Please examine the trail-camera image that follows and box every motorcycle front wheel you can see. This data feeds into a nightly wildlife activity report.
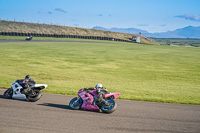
[101,99,117,113]
[27,91,42,102]
[69,97,83,110]
[3,88,13,99]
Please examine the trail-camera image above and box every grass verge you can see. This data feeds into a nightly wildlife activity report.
[0,40,199,104]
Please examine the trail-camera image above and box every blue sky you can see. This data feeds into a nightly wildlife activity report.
[0,0,200,33]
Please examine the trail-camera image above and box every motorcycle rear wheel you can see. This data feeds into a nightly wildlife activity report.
[69,97,83,110]
[27,91,42,102]
[101,100,117,113]
[3,88,13,99]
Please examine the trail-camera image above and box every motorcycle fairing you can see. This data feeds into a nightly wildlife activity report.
[11,81,48,100]
[11,81,26,100]
[78,89,99,111]
[103,92,120,99]
[89,90,98,97]
[34,84,48,90]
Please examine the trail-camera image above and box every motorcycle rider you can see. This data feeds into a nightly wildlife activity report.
[22,75,36,94]
[27,35,32,39]
[83,83,109,104]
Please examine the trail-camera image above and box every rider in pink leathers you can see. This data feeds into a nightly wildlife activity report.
[83,83,109,104]
[69,83,120,113]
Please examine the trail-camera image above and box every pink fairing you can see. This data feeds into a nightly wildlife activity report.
[22,81,25,84]
[103,92,120,99]
[77,89,120,112]
[78,89,99,111]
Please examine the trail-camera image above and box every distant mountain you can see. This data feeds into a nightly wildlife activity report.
[92,26,200,38]
[146,26,200,38]
[92,26,148,35]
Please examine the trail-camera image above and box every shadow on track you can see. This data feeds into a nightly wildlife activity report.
[0,94,5,99]
[38,103,102,113]
[38,103,71,110]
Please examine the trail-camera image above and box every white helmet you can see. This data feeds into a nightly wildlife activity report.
[95,83,103,89]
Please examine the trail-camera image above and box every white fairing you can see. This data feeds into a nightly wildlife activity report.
[11,81,47,100]
[11,81,26,100]
[34,84,48,88]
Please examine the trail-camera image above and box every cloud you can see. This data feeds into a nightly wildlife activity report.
[55,8,67,13]
[98,14,112,17]
[175,14,200,22]
[137,24,149,26]
[48,11,52,15]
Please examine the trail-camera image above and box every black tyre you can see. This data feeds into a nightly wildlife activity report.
[101,100,117,113]
[69,97,83,110]
[3,88,13,99]
[27,91,42,102]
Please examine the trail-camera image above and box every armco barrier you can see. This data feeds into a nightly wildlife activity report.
[0,32,131,42]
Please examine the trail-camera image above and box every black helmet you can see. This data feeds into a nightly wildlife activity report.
[25,75,30,82]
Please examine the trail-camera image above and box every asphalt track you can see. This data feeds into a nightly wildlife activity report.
[0,89,200,133]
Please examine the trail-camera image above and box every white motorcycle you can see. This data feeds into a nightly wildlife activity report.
[3,79,47,102]
[25,35,32,41]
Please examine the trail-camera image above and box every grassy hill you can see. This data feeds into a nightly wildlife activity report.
[0,20,157,45]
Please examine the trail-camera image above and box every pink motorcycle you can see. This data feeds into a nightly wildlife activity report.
[69,89,120,113]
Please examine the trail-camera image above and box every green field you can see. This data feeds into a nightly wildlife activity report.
[154,38,200,47]
[0,40,200,104]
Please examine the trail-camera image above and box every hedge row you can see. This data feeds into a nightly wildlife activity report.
[0,32,132,42]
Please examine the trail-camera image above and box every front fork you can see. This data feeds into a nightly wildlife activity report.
[75,97,80,103]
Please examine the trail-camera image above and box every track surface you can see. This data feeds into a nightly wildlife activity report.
[0,89,200,133]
